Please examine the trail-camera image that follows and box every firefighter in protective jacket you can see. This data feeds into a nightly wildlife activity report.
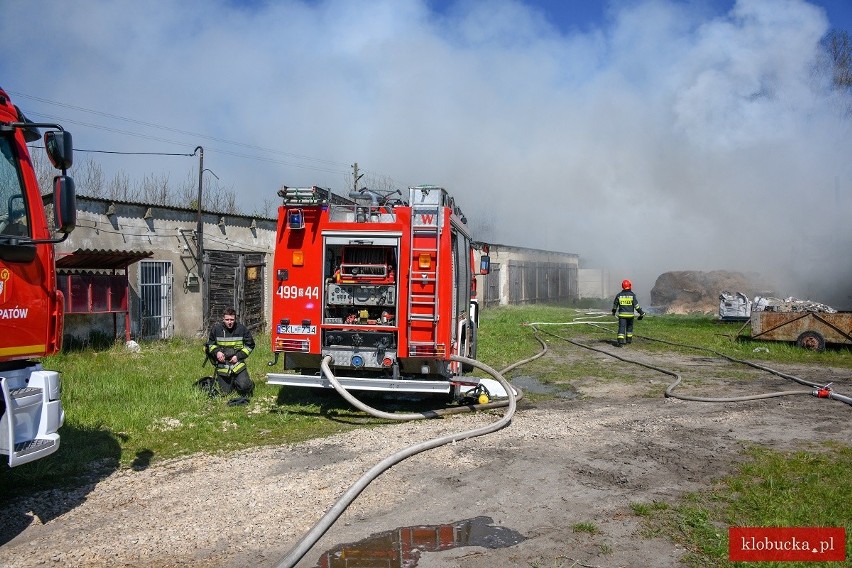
[612,279,645,346]
[207,307,255,396]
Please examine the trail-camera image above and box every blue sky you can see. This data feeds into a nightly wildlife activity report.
[431,0,852,33]
[2,0,851,305]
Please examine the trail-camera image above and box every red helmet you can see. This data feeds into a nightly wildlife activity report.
[622,279,632,290]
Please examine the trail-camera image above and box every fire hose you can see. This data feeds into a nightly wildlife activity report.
[275,319,847,565]
[529,319,852,407]
[275,334,548,568]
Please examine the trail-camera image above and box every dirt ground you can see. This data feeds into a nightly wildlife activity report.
[1,336,850,568]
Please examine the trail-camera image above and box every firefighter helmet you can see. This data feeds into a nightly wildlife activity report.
[622,279,632,290]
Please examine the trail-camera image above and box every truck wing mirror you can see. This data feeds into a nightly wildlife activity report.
[44,130,73,171]
[53,175,77,234]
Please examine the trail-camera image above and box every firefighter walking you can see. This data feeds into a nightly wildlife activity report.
[612,279,645,346]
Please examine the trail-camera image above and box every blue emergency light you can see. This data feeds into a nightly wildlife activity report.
[288,209,305,229]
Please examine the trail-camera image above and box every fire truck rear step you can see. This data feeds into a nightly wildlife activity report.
[267,373,452,394]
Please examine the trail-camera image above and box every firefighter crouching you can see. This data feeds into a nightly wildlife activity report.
[612,279,645,346]
[207,307,255,398]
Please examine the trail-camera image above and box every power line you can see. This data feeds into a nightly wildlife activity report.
[14,90,409,185]
[10,90,348,167]
[30,142,194,158]
[25,110,352,176]
[76,149,195,156]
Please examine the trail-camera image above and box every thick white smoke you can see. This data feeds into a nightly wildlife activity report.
[0,0,848,306]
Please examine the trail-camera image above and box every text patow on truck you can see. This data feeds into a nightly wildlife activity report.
[0,86,76,467]
[266,184,489,400]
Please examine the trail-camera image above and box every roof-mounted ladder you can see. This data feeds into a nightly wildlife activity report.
[407,197,443,355]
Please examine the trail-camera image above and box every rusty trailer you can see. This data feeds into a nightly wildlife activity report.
[749,310,852,351]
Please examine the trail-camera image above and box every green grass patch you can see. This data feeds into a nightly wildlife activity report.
[636,444,852,567]
[3,305,850,502]
[571,521,599,534]
[642,315,852,367]
[631,500,670,516]
[0,334,369,499]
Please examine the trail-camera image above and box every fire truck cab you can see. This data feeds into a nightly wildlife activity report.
[267,184,484,398]
[0,86,76,467]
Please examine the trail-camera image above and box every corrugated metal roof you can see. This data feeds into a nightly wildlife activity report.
[56,248,154,270]
[42,193,279,222]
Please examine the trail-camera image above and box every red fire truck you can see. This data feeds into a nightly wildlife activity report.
[0,86,76,467]
[267,184,488,399]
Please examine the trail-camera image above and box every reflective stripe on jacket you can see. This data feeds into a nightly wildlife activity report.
[613,290,643,318]
[207,322,255,361]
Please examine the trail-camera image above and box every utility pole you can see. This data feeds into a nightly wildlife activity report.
[194,147,220,335]
[352,162,364,192]
[195,146,204,279]
[195,146,205,334]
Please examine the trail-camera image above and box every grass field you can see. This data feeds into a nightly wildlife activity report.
[2,305,850,566]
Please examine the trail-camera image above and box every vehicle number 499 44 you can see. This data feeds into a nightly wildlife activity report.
[276,285,320,300]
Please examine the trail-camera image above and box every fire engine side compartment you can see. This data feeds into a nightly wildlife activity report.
[750,311,852,347]
[319,233,401,371]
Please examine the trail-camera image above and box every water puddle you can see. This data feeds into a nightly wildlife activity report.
[511,375,578,399]
[315,515,526,567]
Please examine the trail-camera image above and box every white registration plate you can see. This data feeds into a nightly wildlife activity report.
[277,324,317,335]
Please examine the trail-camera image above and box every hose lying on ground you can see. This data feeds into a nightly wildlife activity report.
[529,318,852,406]
[274,343,546,568]
[640,331,852,405]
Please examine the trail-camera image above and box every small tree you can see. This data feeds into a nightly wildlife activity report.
[823,30,852,90]
[140,172,171,206]
[76,156,106,198]
[108,170,136,202]
[27,143,54,194]
[176,169,198,208]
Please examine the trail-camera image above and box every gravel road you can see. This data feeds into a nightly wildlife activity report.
[1,342,850,568]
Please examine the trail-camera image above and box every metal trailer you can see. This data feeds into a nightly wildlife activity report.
[748,310,852,351]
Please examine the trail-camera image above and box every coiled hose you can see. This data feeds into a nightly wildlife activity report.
[275,332,548,568]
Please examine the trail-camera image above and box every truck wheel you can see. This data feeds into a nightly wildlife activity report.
[796,331,825,351]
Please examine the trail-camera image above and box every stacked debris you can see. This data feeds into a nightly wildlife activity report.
[650,270,772,315]
[752,296,837,313]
